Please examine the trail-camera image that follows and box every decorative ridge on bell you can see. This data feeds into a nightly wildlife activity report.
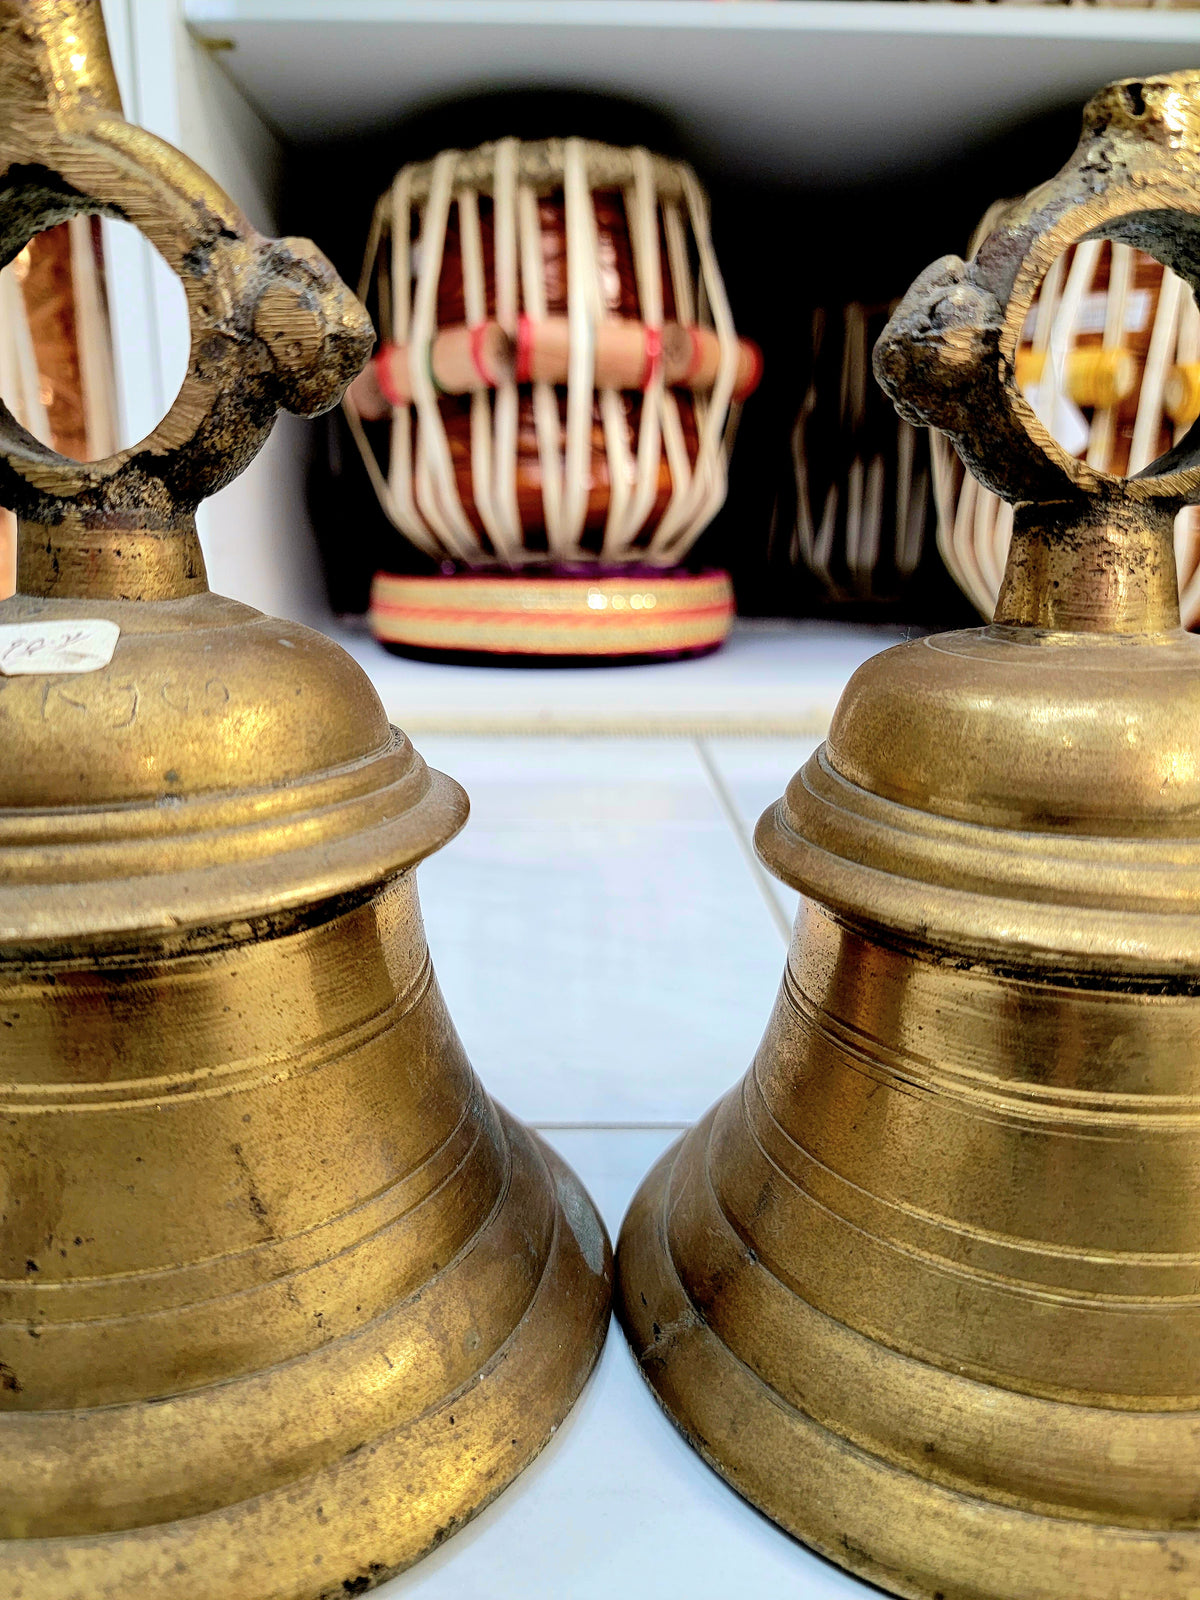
[0,6,611,1595]
[617,69,1200,1600]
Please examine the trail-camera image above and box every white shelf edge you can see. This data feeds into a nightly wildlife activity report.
[184,0,1200,44]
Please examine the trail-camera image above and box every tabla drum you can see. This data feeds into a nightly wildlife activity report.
[933,205,1200,626]
[344,137,760,662]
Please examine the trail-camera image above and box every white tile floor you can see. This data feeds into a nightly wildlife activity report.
[414,734,807,1126]
[387,1126,870,1600]
[335,620,899,1599]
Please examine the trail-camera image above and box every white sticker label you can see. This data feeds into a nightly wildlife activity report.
[0,618,121,676]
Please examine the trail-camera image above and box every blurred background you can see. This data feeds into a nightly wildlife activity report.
[11,1,1200,646]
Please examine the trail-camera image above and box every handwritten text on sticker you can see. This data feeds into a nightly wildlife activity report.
[0,618,121,676]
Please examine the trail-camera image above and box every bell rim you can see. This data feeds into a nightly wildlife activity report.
[0,1117,612,1595]
[616,1131,1200,1600]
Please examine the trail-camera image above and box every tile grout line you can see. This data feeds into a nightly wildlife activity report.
[397,717,832,738]
[693,737,793,946]
[532,1121,691,1132]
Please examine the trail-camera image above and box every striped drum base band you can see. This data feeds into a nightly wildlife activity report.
[369,569,735,662]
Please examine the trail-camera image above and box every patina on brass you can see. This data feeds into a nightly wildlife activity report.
[617,71,1200,1600]
[0,5,611,1596]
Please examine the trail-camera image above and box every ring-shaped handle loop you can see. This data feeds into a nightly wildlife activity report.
[875,73,1200,633]
[876,73,1200,515]
[0,113,372,533]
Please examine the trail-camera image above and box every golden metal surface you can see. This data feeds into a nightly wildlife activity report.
[0,4,611,1595]
[617,71,1200,1600]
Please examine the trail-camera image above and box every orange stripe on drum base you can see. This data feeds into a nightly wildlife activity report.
[367,570,735,654]
[370,601,732,624]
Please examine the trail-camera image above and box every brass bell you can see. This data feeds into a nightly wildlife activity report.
[617,71,1200,1600]
[0,5,610,1596]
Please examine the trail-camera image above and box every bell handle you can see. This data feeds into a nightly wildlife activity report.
[0,0,373,600]
[875,74,1200,632]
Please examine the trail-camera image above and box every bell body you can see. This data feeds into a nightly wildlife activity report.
[0,587,611,1600]
[618,617,1200,1600]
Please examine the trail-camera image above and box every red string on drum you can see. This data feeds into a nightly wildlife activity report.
[348,319,763,420]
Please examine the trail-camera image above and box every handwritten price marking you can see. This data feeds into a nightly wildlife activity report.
[1,629,89,666]
[0,619,121,676]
